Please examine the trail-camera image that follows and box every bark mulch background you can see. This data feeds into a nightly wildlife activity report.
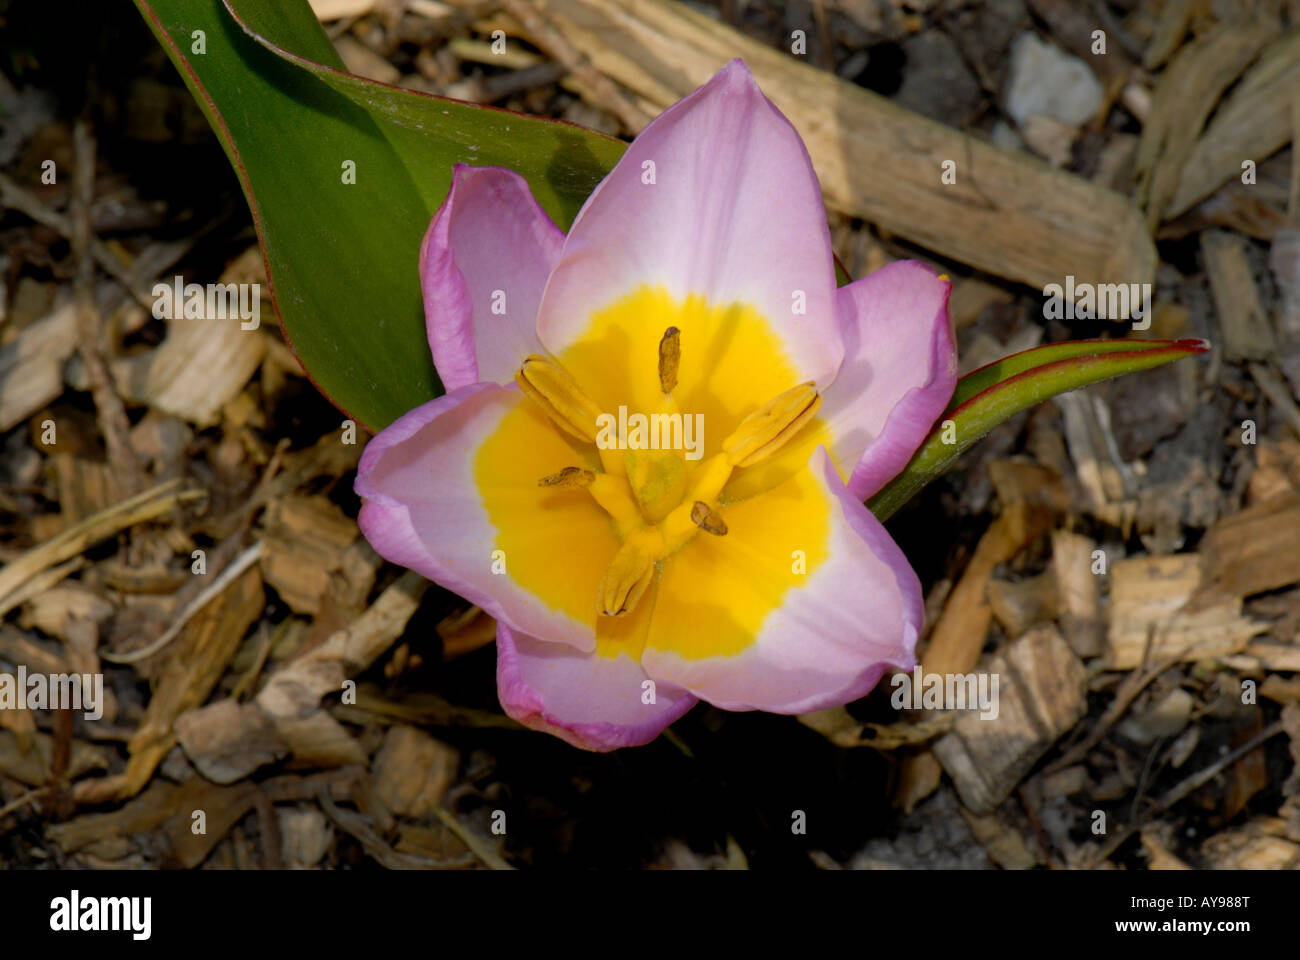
[1,0,1299,869]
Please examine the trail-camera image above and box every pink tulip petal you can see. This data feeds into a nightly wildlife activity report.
[821,261,957,500]
[356,381,614,651]
[536,60,841,391]
[497,620,697,752]
[641,446,921,713]
[420,165,563,390]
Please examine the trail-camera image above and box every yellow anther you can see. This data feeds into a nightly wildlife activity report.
[538,466,596,488]
[516,355,603,443]
[721,381,821,467]
[690,501,727,536]
[658,326,681,394]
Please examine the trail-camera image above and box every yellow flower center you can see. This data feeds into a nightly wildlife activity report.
[514,332,821,618]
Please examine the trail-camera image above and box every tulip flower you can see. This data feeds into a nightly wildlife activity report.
[354,59,957,751]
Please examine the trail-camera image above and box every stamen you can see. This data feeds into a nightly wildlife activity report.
[658,326,681,394]
[690,501,727,536]
[538,466,595,488]
[599,540,657,616]
[516,355,602,442]
[722,381,821,467]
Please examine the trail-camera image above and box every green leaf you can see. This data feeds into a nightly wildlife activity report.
[866,338,1210,520]
[134,0,625,430]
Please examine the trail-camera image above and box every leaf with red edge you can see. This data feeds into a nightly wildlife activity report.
[867,338,1211,519]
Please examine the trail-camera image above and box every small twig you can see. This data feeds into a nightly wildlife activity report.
[101,540,263,664]
[325,14,361,39]
[1017,785,1054,869]
[660,726,694,759]
[482,61,567,101]
[72,120,147,497]
[0,170,156,311]
[1088,0,1146,61]
[431,806,514,871]
[49,706,75,820]
[316,787,476,870]
[252,788,284,870]
[1089,719,1286,866]
[1130,736,1167,826]
[0,557,85,619]
[240,438,291,520]
[230,620,282,702]
[1248,362,1300,439]
[1289,91,1300,221]
[0,786,50,820]
[0,479,202,607]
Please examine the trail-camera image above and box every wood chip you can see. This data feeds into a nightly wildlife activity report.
[960,807,1039,869]
[333,35,402,85]
[1106,554,1267,669]
[273,711,367,768]
[437,605,497,659]
[52,454,124,526]
[1201,229,1276,361]
[0,301,78,432]
[1200,817,1300,869]
[101,310,265,427]
[1224,641,1300,673]
[1052,529,1104,657]
[988,571,1057,639]
[260,493,359,614]
[1140,828,1193,869]
[22,583,114,641]
[1054,390,1138,532]
[310,0,377,19]
[371,725,459,818]
[1260,674,1300,703]
[174,699,290,785]
[1197,491,1300,602]
[1142,0,1196,70]
[947,276,1015,331]
[892,752,943,814]
[278,806,333,869]
[934,624,1088,815]
[1170,30,1300,217]
[1135,17,1275,228]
